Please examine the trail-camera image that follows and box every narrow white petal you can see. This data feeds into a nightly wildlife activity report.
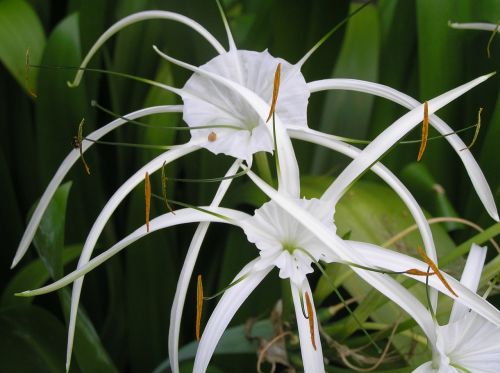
[64,142,203,370]
[244,169,437,341]
[449,22,499,32]
[308,78,498,221]
[412,361,438,373]
[69,11,226,87]
[347,240,500,328]
[11,105,183,268]
[169,160,241,373]
[153,46,301,198]
[449,244,487,323]
[290,280,325,373]
[289,127,439,308]
[18,207,246,297]
[193,260,272,373]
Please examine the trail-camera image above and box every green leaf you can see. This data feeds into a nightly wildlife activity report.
[33,182,72,279]
[401,162,461,231]
[1,244,82,307]
[0,305,66,373]
[312,2,380,174]
[153,319,273,372]
[0,0,45,95]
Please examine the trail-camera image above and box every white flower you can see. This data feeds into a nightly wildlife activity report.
[242,198,336,286]
[414,244,500,373]
[183,49,309,162]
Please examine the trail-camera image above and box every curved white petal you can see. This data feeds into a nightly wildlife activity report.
[69,11,226,87]
[449,22,499,32]
[291,280,325,373]
[169,160,241,373]
[17,207,247,297]
[346,240,500,328]
[289,126,439,308]
[153,46,301,198]
[244,169,437,341]
[449,244,487,323]
[11,105,183,268]
[64,141,203,371]
[308,78,498,221]
[193,260,272,373]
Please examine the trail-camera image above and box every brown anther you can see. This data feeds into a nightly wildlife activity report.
[304,292,316,351]
[208,131,217,142]
[72,136,80,149]
[266,63,281,123]
[416,246,458,297]
[406,268,436,276]
[196,274,204,341]
[417,101,429,161]
[144,172,151,232]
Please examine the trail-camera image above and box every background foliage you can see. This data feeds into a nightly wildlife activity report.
[0,0,499,372]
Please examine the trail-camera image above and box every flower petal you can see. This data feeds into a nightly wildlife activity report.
[449,22,499,31]
[290,280,325,373]
[449,244,487,323]
[11,105,183,268]
[193,260,271,373]
[69,11,226,87]
[169,160,241,373]
[308,78,498,221]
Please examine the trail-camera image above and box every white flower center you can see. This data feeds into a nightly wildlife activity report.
[242,198,337,286]
[182,50,310,161]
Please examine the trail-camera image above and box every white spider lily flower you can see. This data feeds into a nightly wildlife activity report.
[414,244,500,373]
[182,49,309,162]
[242,198,337,287]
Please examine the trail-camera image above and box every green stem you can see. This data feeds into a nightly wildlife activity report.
[254,152,273,186]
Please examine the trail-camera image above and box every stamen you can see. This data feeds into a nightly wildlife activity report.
[144,172,151,232]
[266,63,281,123]
[487,24,499,58]
[405,268,436,276]
[196,274,203,341]
[25,49,37,98]
[161,162,175,214]
[73,119,91,175]
[416,246,458,297]
[304,292,317,351]
[417,101,429,161]
[208,131,217,142]
[91,100,241,131]
[461,107,483,151]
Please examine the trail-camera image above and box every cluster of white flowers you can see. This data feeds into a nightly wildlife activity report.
[12,5,500,373]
